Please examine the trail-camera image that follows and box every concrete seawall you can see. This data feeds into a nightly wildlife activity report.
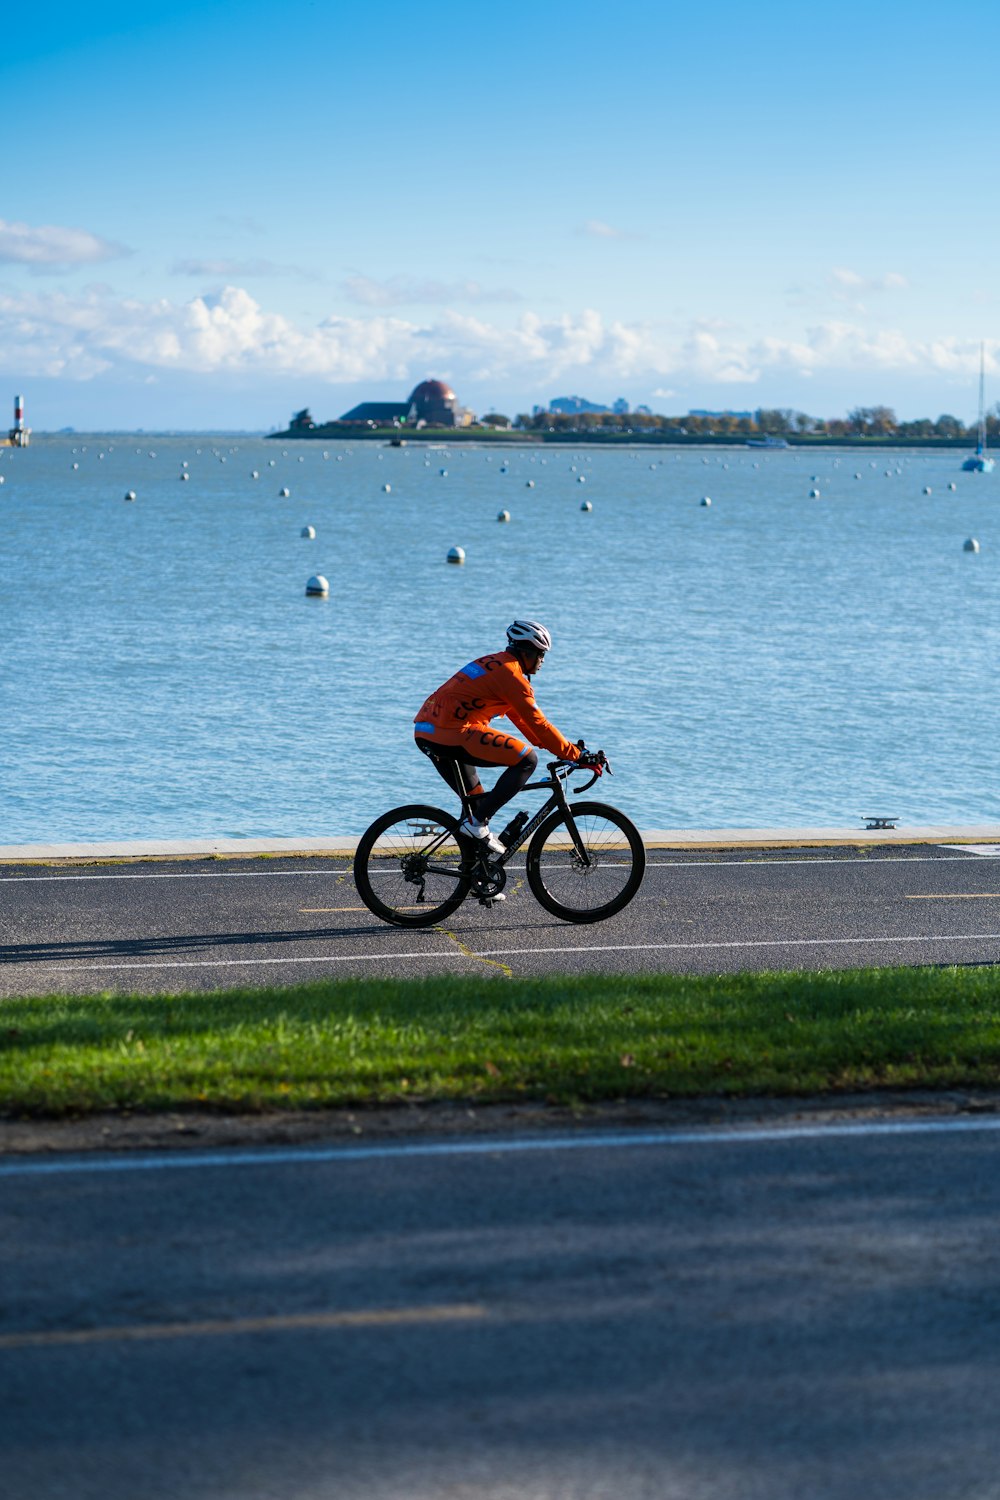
[3,825,1000,863]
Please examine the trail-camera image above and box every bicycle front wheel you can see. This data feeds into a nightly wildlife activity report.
[526,800,645,923]
[354,804,470,927]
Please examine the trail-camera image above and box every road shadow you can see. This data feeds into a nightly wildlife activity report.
[0,923,424,966]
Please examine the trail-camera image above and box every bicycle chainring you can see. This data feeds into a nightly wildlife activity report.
[470,863,507,899]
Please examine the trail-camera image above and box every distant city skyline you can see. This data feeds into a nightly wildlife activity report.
[3,0,999,431]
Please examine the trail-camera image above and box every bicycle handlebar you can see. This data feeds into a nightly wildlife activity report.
[545,752,613,795]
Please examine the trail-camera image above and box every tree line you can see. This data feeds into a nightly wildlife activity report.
[511,406,1000,439]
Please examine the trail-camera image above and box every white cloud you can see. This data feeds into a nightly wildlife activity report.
[830,267,908,293]
[0,217,128,270]
[343,274,521,307]
[0,284,993,397]
[579,219,629,240]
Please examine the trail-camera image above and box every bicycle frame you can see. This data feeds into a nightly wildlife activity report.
[460,759,601,869]
[389,762,603,892]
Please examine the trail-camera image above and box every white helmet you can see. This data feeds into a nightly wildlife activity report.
[506,619,552,652]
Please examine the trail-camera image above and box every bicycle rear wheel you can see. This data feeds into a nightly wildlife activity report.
[526,800,645,923]
[354,804,470,927]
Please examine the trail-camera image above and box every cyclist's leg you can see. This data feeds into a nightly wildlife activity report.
[416,737,484,806]
[416,731,537,825]
[458,730,538,824]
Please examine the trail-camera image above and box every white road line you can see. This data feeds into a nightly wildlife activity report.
[0,855,991,883]
[3,1115,1000,1179]
[29,949,464,973]
[26,929,1000,974]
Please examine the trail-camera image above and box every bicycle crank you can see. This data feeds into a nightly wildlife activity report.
[470,862,507,902]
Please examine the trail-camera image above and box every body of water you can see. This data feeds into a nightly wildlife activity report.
[2,435,996,840]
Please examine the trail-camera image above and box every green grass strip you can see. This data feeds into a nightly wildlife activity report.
[4,967,1000,1117]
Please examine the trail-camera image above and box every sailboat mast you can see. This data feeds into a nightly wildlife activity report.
[980,342,987,451]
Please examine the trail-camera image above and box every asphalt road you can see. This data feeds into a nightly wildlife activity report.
[3,844,1000,997]
[4,1117,1000,1500]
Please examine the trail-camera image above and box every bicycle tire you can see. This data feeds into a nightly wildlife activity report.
[525,800,645,923]
[354,804,470,927]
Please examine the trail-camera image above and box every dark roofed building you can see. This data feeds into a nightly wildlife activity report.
[339,401,412,424]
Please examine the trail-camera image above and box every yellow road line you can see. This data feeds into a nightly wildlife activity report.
[0,1302,487,1351]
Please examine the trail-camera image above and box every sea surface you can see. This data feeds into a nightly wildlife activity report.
[2,435,998,841]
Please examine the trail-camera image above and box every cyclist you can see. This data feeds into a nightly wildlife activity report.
[414,619,602,855]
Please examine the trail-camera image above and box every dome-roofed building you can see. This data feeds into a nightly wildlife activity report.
[339,378,474,429]
[409,380,459,425]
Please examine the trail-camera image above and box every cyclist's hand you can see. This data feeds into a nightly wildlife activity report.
[578,748,607,775]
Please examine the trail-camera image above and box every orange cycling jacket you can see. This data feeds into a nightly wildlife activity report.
[414,651,581,763]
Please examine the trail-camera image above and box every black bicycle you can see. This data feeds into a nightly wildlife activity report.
[354,753,645,927]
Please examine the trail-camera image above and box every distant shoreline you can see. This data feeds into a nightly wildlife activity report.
[265,426,979,450]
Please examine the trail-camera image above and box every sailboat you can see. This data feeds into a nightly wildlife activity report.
[962,343,994,473]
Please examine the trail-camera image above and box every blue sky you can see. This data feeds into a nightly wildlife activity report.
[3,0,999,429]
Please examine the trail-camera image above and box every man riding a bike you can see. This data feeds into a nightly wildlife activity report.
[414,619,604,855]
[353,620,640,927]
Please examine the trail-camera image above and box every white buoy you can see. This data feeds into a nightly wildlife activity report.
[700,496,712,506]
[269,459,276,466]
[279,487,290,497]
[578,474,586,483]
[383,483,391,493]
[72,463,79,470]
[580,499,592,512]
[251,470,260,479]
[526,480,534,488]
[440,468,448,477]
[809,488,820,498]
[446,546,465,565]
[497,509,510,523]
[964,538,981,553]
[949,482,957,491]
[180,472,189,481]
[923,486,932,495]
[306,574,329,595]
[124,491,136,502]
[301,525,316,539]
